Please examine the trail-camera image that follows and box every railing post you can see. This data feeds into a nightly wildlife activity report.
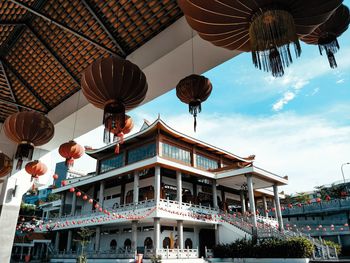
[187,246,189,259]
[326,245,330,259]
[205,246,207,258]
[177,247,179,259]
[167,246,169,259]
[334,246,338,259]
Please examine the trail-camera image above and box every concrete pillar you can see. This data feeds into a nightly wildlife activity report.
[262,196,268,218]
[212,180,218,209]
[273,199,278,220]
[95,226,101,252]
[193,227,199,249]
[71,192,77,216]
[215,224,220,245]
[176,171,182,203]
[246,174,257,228]
[134,171,139,204]
[55,232,60,251]
[99,181,105,207]
[155,166,161,204]
[177,220,184,249]
[67,230,72,251]
[132,221,138,250]
[273,184,284,231]
[154,217,160,253]
[240,190,246,214]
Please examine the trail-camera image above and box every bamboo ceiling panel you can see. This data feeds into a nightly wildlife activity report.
[0,0,183,122]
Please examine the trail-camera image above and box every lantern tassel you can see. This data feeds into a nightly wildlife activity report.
[15,143,34,170]
[318,37,339,69]
[103,102,126,144]
[189,101,201,132]
[16,159,23,170]
[65,158,74,168]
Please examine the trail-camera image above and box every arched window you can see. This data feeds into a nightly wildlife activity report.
[124,239,131,249]
[163,237,171,248]
[144,237,153,249]
[110,239,117,251]
[185,238,193,249]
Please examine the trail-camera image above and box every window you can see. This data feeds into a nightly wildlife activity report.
[124,239,131,249]
[162,143,191,164]
[110,240,117,251]
[196,154,219,170]
[163,237,171,248]
[185,238,193,249]
[100,153,125,174]
[144,237,153,249]
[128,143,156,164]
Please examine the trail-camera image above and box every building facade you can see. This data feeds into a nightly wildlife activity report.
[40,118,288,261]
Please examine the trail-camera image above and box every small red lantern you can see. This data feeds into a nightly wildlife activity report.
[297,203,302,207]
[307,200,311,204]
[344,223,349,227]
[271,207,276,212]
[61,180,67,186]
[288,204,293,208]
[58,141,84,168]
[94,204,99,209]
[99,208,103,212]
[76,191,82,197]
[316,198,321,203]
[88,199,93,204]
[325,195,331,201]
[69,187,75,193]
[53,174,59,180]
[25,160,47,178]
[83,195,88,201]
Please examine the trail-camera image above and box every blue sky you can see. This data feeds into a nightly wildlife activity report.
[68,4,350,194]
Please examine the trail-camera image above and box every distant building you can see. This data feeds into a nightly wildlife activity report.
[54,161,69,188]
[23,188,53,205]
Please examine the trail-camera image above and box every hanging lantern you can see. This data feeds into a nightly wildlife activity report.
[25,160,47,178]
[58,141,84,168]
[307,200,312,204]
[301,5,350,68]
[76,191,82,197]
[325,195,331,201]
[0,152,12,178]
[178,0,342,77]
[316,198,321,203]
[69,187,75,192]
[3,112,54,169]
[83,195,88,201]
[288,204,293,208]
[61,180,67,187]
[81,56,148,143]
[176,74,212,131]
[52,174,59,180]
[297,203,302,207]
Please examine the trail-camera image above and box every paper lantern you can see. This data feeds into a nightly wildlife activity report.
[58,141,84,168]
[81,56,147,143]
[83,195,88,201]
[178,0,342,77]
[176,74,212,131]
[3,112,54,169]
[52,174,59,180]
[76,191,82,197]
[25,160,47,178]
[69,187,75,193]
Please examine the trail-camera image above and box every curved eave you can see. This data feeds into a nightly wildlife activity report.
[86,118,254,163]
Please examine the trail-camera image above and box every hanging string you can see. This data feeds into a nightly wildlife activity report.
[72,90,81,140]
[191,28,195,74]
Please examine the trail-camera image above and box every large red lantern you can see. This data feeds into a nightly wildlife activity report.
[178,0,342,77]
[58,141,84,168]
[176,74,212,131]
[3,112,54,169]
[81,56,147,143]
[25,160,47,178]
[0,152,12,178]
[301,5,350,68]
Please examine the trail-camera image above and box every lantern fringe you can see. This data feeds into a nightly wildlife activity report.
[189,101,201,132]
[65,158,74,168]
[15,143,34,170]
[250,9,301,77]
[103,102,126,144]
[318,37,340,69]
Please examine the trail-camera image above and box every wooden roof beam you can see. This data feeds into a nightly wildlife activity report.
[26,25,80,87]
[0,97,46,113]
[0,61,19,112]
[81,0,126,57]
[2,60,50,112]
[9,0,121,58]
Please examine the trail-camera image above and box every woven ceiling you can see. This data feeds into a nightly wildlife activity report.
[0,0,183,122]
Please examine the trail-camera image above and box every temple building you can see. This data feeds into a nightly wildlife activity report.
[43,118,288,261]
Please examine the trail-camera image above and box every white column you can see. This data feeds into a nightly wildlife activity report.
[246,174,257,228]
[177,220,184,249]
[273,184,284,231]
[155,166,161,204]
[215,224,220,245]
[54,232,60,251]
[67,230,72,251]
[212,180,218,209]
[154,217,160,254]
[176,171,182,203]
[240,190,246,214]
[71,192,77,216]
[99,181,105,207]
[262,196,268,218]
[95,226,101,252]
[132,221,138,250]
[134,171,139,204]
[193,227,199,249]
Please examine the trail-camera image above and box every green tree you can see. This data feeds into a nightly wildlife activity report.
[74,227,95,263]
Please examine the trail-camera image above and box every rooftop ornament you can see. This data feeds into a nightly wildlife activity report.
[0,152,12,178]
[178,0,343,77]
[3,112,54,169]
[301,5,350,68]
[81,56,147,149]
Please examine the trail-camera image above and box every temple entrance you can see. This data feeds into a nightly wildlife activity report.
[199,228,215,257]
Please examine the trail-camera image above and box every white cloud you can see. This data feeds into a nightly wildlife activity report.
[272,91,296,111]
[336,79,345,84]
[133,112,350,194]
